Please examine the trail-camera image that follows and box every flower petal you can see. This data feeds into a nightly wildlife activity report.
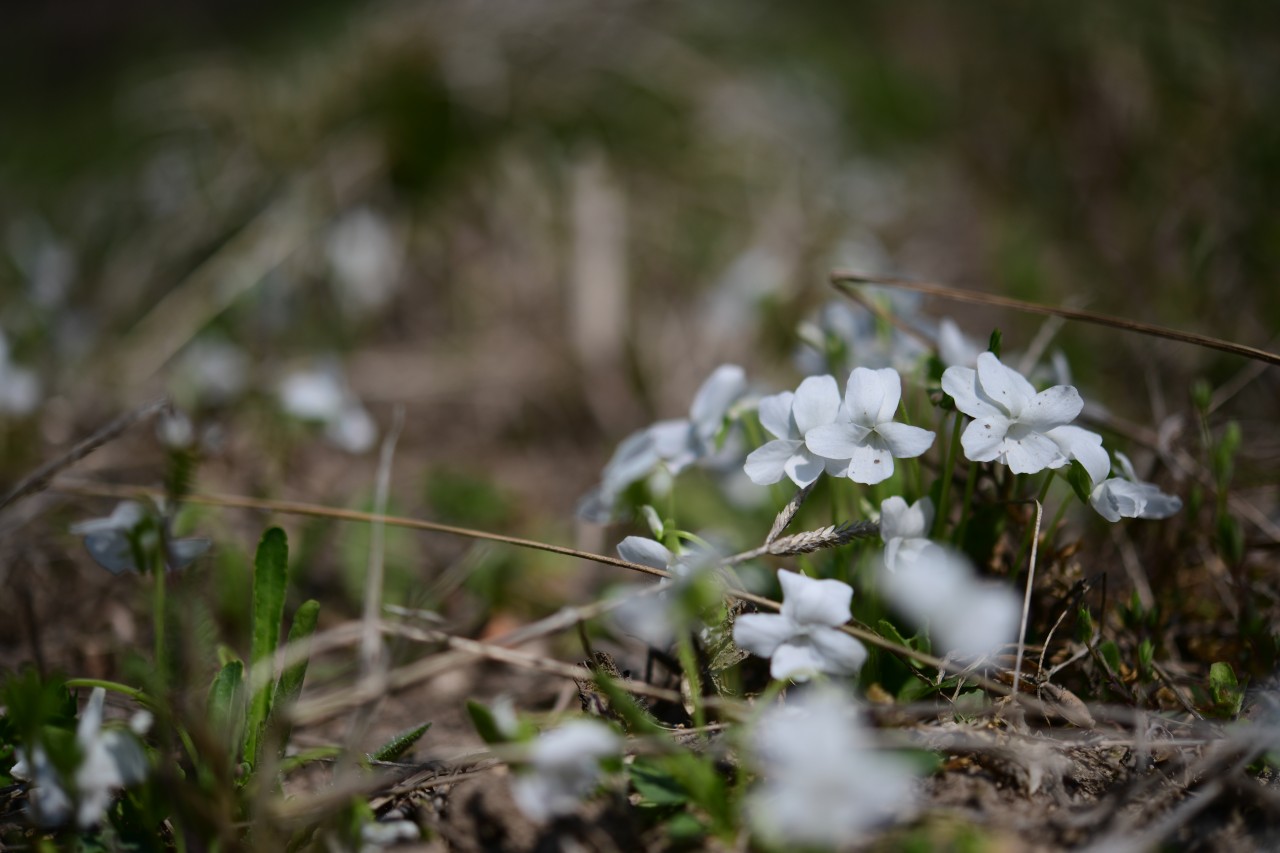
[1001,428,1067,474]
[769,640,827,681]
[757,391,796,440]
[616,536,673,570]
[734,613,796,658]
[745,440,804,485]
[880,496,933,540]
[649,419,697,472]
[1019,385,1084,430]
[872,368,903,425]
[843,367,887,427]
[845,437,895,485]
[975,352,1036,415]
[804,422,871,460]
[875,422,935,459]
[783,451,826,488]
[941,366,1003,419]
[808,627,869,676]
[938,319,980,368]
[1046,425,1108,484]
[778,569,853,627]
[689,364,746,440]
[792,375,841,435]
[960,417,1009,462]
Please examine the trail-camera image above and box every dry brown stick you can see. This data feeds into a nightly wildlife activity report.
[831,271,1280,366]
[0,396,170,512]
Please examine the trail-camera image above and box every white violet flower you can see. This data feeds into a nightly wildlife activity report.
[277,364,378,454]
[804,367,936,485]
[11,688,149,829]
[733,570,868,681]
[746,686,916,846]
[879,545,1020,659]
[611,536,715,647]
[511,720,620,823]
[879,496,937,572]
[578,365,747,521]
[744,375,845,487]
[1089,451,1183,522]
[937,318,982,369]
[941,352,1084,474]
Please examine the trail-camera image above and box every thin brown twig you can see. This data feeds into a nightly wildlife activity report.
[0,396,170,512]
[831,271,1280,366]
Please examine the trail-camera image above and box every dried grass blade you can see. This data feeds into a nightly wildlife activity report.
[765,482,814,546]
[831,271,1280,366]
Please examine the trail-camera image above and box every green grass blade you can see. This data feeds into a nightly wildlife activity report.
[368,722,431,763]
[245,526,289,769]
[271,599,319,757]
[207,660,245,759]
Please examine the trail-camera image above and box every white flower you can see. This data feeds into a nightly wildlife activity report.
[937,319,982,369]
[172,337,248,404]
[744,375,846,487]
[804,367,936,485]
[11,688,149,829]
[733,570,868,681]
[578,365,747,521]
[327,207,403,316]
[610,536,714,647]
[796,299,928,375]
[1045,424,1111,486]
[879,496,936,572]
[277,364,378,454]
[747,687,915,846]
[511,720,619,823]
[0,329,41,417]
[941,352,1084,474]
[1089,451,1183,522]
[879,545,1019,659]
[71,501,210,575]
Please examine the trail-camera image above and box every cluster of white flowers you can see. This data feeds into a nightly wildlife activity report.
[11,688,150,829]
[747,366,934,488]
[746,687,916,846]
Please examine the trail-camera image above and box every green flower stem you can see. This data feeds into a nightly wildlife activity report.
[676,633,706,731]
[65,678,153,705]
[953,459,980,547]
[153,551,167,685]
[934,413,962,538]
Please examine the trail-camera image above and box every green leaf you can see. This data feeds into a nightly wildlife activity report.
[592,673,664,736]
[1137,639,1154,679]
[1098,640,1122,674]
[987,328,1003,359]
[1209,661,1242,716]
[245,527,289,770]
[369,723,431,763]
[629,759,689,807]
[465,700,506,745]
[271,599,320,757]
[1216,513,1244,565]
[1067,460,1094,505]
[208,660,245,758]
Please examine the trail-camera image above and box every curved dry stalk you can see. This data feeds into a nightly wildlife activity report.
[831,271,1280,366]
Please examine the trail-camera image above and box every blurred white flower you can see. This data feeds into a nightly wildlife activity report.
[937,318,982,369]
[804,367,935,485]
[879,496,936,572]
[327,208,403,317]
[71,501,210,575]
[734,570,867,681]
[879,545,1019,659]
[942,352,1083,474]
[277,364,378,454]
[610,536,715,648]
[0,330,41,417]
[747,686,915,846]
[360,819,420,850]
[795,299,928,376]
[172,338,249,405]
[1089,451,1183,522]
[744,375,847,487]
[11,688,149,829]
[511,720,619,823]
[578,365,748,521]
